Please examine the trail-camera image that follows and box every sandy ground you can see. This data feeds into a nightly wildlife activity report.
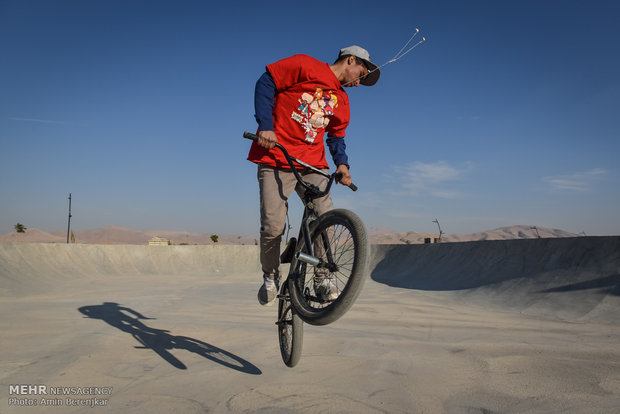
[1,240,619,413]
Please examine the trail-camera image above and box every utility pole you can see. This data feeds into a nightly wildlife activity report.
[67,193,72,244]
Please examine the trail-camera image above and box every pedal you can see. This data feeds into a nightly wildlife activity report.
[280,237,297,263]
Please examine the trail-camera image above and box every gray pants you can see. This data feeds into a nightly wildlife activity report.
[257,164,333,280]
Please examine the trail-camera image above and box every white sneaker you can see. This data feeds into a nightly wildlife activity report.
[258,276,278,306]
[315,278,338,302]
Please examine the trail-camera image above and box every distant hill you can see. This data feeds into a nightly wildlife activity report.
[1,226,258,245]
[1,225,580,245]
[0,228,67,244]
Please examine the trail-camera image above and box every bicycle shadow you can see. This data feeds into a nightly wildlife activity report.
[78,302,261,375]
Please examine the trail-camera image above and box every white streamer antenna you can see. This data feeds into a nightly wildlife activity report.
[342,28,427,86]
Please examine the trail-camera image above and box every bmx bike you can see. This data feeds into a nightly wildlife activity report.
[243,131,370,367]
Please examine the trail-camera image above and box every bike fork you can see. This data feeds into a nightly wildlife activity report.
[276,291,293,327]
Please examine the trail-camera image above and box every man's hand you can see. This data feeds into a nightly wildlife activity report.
[335,164,352,187]
[257,130,278,149]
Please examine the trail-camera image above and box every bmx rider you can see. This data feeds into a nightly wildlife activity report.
[247,45,380,306]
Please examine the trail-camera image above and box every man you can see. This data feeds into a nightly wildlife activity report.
[247,45,380,306]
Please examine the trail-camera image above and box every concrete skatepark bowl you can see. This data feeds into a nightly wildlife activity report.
[1,237,619,413]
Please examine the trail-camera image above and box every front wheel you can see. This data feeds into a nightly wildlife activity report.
[288,209,369,326]
[277,284,303,367]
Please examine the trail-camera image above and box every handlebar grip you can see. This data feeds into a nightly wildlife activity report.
[243,131,258,141]
[335,172,358,192]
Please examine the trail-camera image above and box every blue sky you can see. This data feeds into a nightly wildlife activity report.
[1,0,619,237]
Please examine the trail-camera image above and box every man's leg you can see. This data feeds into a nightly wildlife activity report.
[295,169,333,215]
[257,164,297,305]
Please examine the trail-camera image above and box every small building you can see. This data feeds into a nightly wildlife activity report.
[148,237,171,246]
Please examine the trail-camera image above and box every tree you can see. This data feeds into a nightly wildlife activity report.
[14,223,27,233]
[210,234,219,243]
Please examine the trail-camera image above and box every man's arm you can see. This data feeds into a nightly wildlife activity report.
[326,135,352,186]
[254,71,278,149]
[326,135,348,167]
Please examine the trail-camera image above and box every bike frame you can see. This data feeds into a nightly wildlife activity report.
[244,131,368,365]
[276,152,339,310]
[269,143,343,305]
[243,131,352,272]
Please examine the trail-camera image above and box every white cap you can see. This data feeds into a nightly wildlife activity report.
[338,45,380,86]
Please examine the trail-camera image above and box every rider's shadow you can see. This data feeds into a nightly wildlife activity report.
[78,302,261,375]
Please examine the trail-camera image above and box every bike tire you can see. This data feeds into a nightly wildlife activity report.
[288,209,369,326]
[277,284,303,367]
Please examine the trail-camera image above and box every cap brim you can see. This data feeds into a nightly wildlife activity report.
[360,61,380,86]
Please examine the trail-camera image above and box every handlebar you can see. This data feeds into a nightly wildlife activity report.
[243,131,358,193]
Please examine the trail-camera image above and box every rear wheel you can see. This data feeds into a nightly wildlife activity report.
[277,284,303,367]
[288,209,369,326]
